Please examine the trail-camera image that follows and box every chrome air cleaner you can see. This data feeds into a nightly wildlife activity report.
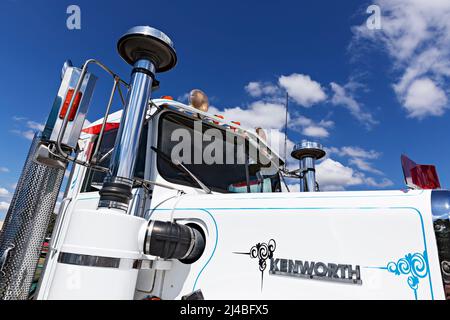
[99,26,177,211]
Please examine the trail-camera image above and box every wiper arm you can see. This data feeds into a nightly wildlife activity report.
[151,146,212,194]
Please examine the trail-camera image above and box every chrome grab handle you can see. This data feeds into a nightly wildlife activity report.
[49,197,72,258]
[52,59,129,170]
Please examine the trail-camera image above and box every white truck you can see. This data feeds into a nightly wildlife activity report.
[0,26,448,300]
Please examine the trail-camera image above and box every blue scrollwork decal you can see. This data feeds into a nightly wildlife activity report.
[386,251,428,299]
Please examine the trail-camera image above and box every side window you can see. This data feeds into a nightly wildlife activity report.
[157,111,281,193]
[81,124,148,192]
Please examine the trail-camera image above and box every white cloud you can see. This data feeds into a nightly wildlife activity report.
[0,187,10,197]
[329,146,381,160]
[245,81,278,97]
[26,121,45,131]
[349,158,383,175]
[316,158,393,191]
[352,0,450,118]
[403,78,448,118]
[365,177,394,188]
[316,158,364,190]
[289,115,334,138]
[0,167,9,173]
[209,101,296,165]
[11,118,45,140]
[302,126,329,138]
[0,201,10,211]
[11,129,35,141]
[209,101,287,130]
[317,146,392,189]
[279,73,327,107]
[330,82,377,127]
[327,145,385,175]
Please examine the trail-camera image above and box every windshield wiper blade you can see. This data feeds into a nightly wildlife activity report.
[151,146,212,194]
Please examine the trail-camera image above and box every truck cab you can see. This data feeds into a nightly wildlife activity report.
[35,98,449,300]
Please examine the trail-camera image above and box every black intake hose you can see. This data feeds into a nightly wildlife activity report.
[144,221,205,263]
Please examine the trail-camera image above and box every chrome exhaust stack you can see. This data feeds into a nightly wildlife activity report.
[98,26,177,212]
[291,141,326,192]
[0,61,98,299]
[0,134,65,299]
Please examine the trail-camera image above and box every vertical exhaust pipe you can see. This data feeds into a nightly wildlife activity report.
[291,141,326,192]
[98,26,177,212]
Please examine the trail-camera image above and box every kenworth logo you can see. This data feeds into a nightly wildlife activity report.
[269,258,362,285]
[235,239,362,289]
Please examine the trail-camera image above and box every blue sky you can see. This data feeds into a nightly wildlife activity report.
[1,0,450,218]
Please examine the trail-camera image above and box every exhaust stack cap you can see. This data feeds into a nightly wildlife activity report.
[117,26,177,72]
[291,140,326,160]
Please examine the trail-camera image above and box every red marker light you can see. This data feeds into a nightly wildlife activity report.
[213,114,224,125]
[59,88,83,121]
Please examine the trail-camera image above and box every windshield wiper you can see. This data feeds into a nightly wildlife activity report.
[151,146,212,194]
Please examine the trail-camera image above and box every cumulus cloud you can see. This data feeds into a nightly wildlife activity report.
[317,145,393,189]
[302,126,329,138]
[316,158,364,191]
[327,145,385,176]
[208,100,297,166]
[316,157,393,191]
[0,167,9,173]
[279,73,327,107]
[330,82,377,127]
[352,0,450,118]
[289,115,334,138]
[348,158,383,175]
[209,101,287,130]
[245,81,279,98]
[403,78,448,118]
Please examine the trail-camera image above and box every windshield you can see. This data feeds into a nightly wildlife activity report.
[157,111,281,193]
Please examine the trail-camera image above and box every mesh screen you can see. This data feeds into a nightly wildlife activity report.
[0,134,65,300]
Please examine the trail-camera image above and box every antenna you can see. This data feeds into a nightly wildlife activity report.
[284,91,289,165]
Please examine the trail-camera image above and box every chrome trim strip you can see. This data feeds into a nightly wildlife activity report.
[58,252,141,269]
[145,220,155,254]
[180,226,195,260]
